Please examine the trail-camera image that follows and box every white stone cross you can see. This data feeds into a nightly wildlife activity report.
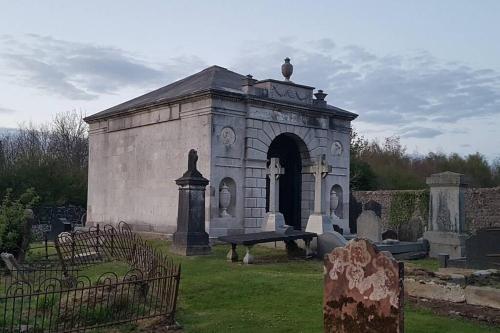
[266,157,285,213]
[303,154,332,214]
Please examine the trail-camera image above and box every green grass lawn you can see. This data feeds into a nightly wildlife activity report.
[10,241,499,333]
[145,241,500,333]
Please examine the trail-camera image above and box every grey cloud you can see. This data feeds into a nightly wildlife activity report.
[0,34,205,100]
[0,106,16,114]
[399,127,443,139]
[232,39,500,133]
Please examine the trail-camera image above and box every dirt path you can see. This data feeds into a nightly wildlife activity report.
[408,295,500,326]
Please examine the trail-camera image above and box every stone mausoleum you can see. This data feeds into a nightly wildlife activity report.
[84,59,358,237]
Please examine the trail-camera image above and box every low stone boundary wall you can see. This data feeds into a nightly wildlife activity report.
[352,187,500,235]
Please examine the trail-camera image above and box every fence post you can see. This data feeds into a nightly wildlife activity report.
[71,231,76,266]
[111,227,115,257]
[44,232,49,261]
[96,224,100,256]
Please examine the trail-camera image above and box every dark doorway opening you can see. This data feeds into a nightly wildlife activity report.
[266,134,302,230]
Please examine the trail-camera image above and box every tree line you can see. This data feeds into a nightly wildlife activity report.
[1,112,499,207]
[350,131,500,191]
[0,111,88,206]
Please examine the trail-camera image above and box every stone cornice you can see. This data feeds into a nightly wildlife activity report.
[84,89,357,123]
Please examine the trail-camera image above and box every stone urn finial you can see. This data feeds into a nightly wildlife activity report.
[219,183,231,217]
[330,190,339,220]
[281,57,293,81]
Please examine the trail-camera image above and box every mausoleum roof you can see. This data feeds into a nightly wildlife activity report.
[85,65,357,122]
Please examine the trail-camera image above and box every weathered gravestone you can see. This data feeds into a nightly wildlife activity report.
[382,230,398,241]
[324,239,404,333]
[398,217,424,242]
[171,149,211,256]
[464,228,500,269]
[364,200,382,218]
[357,210,382,243]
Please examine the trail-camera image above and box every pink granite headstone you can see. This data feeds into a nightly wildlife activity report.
[324,239,404,333]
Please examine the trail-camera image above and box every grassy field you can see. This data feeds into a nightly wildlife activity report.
[145,241,500,333]
[7,241,499,332]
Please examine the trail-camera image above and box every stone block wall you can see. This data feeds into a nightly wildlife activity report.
[464,187,500,231]
[352,187,500,236]
[350,190,427,235]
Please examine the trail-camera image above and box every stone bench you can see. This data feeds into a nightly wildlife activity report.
[218,230,317,264]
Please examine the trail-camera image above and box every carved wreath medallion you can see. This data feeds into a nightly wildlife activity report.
[332,140,343,156]
[220,127,236,146]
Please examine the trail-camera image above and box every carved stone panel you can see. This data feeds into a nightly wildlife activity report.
[324,239,404,333]
[331,141,343,156]
[220,127,236,146]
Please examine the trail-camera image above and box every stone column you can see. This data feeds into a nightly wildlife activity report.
[423,171,468,259]
[304,154,334,234]
[171,149,211,256]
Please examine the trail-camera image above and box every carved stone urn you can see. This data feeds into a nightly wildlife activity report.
[219,183,231,217]
[330,190,339,219]
[281,57,293,81]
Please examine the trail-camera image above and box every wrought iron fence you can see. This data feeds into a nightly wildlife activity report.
[54,222,169,274]
[1,267,180,332]
[1,222,181,332]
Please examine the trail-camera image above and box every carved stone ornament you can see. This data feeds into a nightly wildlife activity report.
[220,127,236,146]
[332,141,343,156]
[271,85,310,101]
[219,183,231,217]
[281,57,293,81]
[330,190,339,220]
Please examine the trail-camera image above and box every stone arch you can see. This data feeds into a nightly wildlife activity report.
[246,122,320,162]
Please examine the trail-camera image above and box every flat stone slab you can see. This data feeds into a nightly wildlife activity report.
[375,241,428,254]
[219,230,317,264]
[218,230,317,246]
[404,278,465,303]
[437,267,476,278]
[465,286,500,310]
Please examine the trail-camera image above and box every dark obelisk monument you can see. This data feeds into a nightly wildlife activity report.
[171,149,211,256]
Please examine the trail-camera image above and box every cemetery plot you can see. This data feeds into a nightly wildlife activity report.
[0,222,181,332]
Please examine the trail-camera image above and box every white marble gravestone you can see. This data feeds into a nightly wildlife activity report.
[84,59,357,237]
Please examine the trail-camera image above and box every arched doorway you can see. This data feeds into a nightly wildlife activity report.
[266,134,303,230]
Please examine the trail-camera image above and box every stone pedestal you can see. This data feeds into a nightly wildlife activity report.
[171,149,211,256]
[261,212,287,232]
[424,172,468,259]
[423,231,467,259]
[305,214,334,234]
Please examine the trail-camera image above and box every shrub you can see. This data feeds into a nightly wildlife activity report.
[0,188,39,257]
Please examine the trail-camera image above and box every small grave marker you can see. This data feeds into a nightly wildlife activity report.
[324,239,404,333]
[356,210,382,242]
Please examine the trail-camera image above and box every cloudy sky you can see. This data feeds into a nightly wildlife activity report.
[1,1,499,160]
